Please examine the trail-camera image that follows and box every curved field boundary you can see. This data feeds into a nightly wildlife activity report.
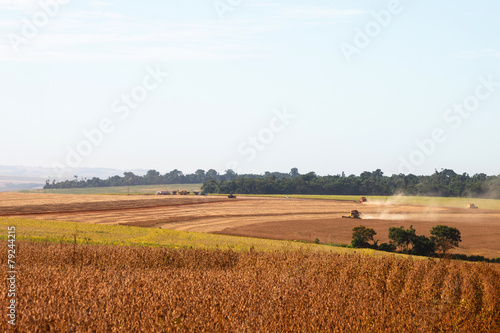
[0,197,230,216]
[0,217,377,255]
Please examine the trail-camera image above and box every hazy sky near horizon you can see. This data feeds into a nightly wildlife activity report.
[1,0,499,177]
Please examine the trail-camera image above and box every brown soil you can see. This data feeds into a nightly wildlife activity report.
[3,193,500,258]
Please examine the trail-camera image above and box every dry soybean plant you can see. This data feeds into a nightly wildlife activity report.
[1,241,499,332]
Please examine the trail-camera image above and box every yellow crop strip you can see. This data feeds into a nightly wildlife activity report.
[0,217,354,253]
[0,217,415,260]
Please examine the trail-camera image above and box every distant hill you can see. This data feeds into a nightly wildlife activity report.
[0,165,148,192]
[0,175,45,192]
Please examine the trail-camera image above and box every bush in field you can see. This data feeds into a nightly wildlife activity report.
[378,242,396,252]
[452,254,493,262]
[410,235,436,256]
[388,225,417,253]
[430,225,462,257]
[369,225,465,259]
[351,225,377,248]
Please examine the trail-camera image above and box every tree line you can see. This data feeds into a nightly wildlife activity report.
[45,169,234,189]
[202,168,500,198]
[45,168,500,198]
[43,168,306,189]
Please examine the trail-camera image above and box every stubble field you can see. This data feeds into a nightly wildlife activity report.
[2,192,500,331]
[2,192,500,258]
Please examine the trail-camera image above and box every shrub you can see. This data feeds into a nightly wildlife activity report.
[351,225,377,248]
[378,243,396,252]
[430,225,462,257]
[410,235,436,256]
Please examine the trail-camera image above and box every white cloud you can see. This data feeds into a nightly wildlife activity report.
[0,43,264,62]
[0,2,351,62]
[246,3,366,20]
[90,1,113,8]
[66,10,128,20]
[0,16,272,62]
[282,6,367,19]
[0,0,37,10]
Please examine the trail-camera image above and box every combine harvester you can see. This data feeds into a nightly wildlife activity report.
[342,210,361,219]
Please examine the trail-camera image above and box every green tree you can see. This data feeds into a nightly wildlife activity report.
[145,169,161,184]
[351,225,377,248]
[206,169,219,180]
[301,172,317,182]
[194,169,206,183]
[388,226,416,253]
[290,168,299,178]
[166,169,185,184]
[201,179,218,193]
[410,235,436,256]
[224,169,237,181]
[430,225,461,257]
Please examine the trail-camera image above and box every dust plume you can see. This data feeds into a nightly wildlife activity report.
[361,213,407,220]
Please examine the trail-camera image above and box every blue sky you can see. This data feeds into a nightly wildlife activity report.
[1,0,499,177]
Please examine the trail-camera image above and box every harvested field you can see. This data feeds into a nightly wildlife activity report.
[0,192,229,215]
[3,193,500,258]
[2,241,499,332]
[24,183,203,195]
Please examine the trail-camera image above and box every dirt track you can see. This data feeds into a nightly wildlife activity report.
[2,193,500,258]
